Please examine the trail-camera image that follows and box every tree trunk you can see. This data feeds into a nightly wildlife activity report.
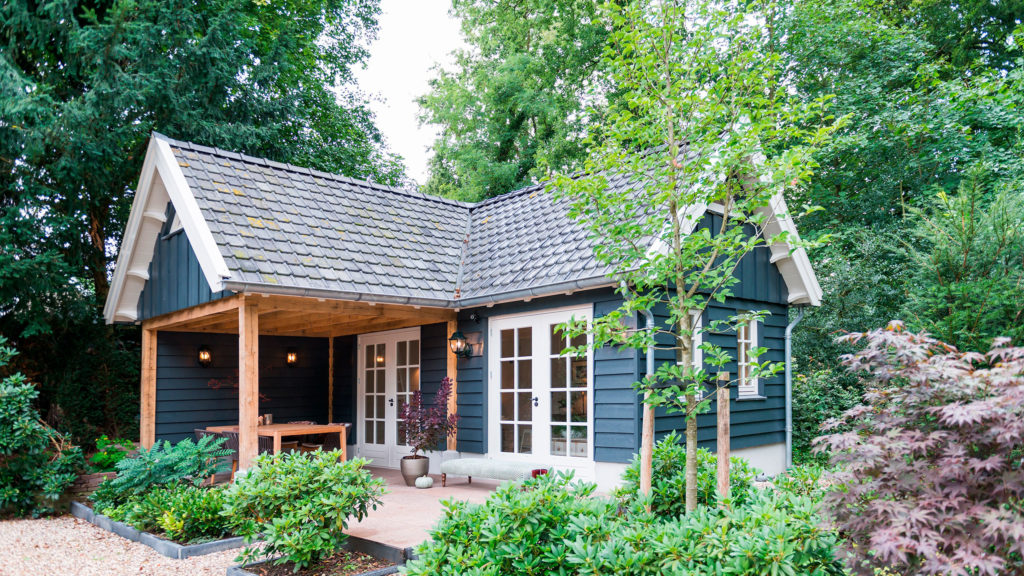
[639,390,655,506]
[685,392,698,511]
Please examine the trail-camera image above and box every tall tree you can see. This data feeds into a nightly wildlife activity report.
[0,0,404,441]
[418,0,608,201]
[553,0,838,510]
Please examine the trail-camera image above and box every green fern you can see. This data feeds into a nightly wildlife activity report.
[92,435,231,510]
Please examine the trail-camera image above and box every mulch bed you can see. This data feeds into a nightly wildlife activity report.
[246,550,394,576]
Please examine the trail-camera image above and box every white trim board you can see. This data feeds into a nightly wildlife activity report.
[103,134,231,324]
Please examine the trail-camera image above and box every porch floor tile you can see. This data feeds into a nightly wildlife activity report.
[346,467,500,550]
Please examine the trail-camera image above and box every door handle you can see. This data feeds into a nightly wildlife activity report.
[389,398,395,407]
[532,396,539,407]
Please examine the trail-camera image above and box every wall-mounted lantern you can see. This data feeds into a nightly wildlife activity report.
[285,348,298,367]
[448,330,472,358]
[197,345,212,368]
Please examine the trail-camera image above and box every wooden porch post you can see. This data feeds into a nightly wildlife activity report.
[238,299,260,470]
[140,327,157,449]
[446,318,459,451]
[328,336,335,423]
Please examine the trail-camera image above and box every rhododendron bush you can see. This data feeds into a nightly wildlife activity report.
[816,322,1024,575]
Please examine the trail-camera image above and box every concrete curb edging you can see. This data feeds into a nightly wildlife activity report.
[69,501,245,559]
[226,533,413,576]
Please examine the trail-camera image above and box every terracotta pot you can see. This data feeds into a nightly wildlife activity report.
[399,456,429,486]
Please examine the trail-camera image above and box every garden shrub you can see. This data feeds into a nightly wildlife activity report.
[222,450,385,570]
[616,431,759,516]
[772,463,829,499]
[0,337,83,517]
[91,435,230,510]
[406,471,845,576]
[104,484,231,543]
[792,368,862,465]
[405,471,621,576]
[88,434,135,472]
[817,322,1024,575]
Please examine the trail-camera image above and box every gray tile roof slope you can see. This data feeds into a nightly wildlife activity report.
[461,184,613,300]
[162,135,613,306]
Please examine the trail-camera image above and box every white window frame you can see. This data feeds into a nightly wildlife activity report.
[736,315,759,398]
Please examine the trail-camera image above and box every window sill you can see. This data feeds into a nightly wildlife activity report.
[735,394,767,401]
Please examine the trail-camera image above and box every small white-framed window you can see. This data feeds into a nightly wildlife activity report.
[690,310,703,369]
[737,315,759,397]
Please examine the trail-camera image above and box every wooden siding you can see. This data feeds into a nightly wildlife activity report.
[155,332,329,443]
[138,203,228,321]
[645,297,789,451]
[332,335,357,442]
[454,288,641,463]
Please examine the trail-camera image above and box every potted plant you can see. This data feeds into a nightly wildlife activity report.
[397,377,458,486]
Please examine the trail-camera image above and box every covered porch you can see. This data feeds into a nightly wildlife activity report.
[138,293,459,470]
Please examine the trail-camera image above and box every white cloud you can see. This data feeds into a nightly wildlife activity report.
[355,0,466,187]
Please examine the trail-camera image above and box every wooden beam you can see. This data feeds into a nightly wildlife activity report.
[330,316,427,338]
[142,294,241,331]
[258,311,379,335]
[446,318,459,451]
[258,294,455,322]
[238,299,260,470]
[717,372,731,502]
[140,327,157,449]
[328,336,335,423]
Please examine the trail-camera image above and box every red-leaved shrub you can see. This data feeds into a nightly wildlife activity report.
[816,321,1024,576]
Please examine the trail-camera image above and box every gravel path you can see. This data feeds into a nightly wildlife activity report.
[0,516,240,576]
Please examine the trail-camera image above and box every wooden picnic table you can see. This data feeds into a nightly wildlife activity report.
[206,423,347,461]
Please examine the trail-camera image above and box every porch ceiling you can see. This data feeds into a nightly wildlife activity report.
[145,293,456,337]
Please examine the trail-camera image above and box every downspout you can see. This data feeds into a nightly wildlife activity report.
[785,306,805,469]
[624,281,656,497]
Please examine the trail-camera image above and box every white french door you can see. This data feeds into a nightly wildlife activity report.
[357,327,421,468]
[488,307,593,466]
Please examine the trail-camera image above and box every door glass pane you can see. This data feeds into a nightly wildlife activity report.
[501,392,513,420]
[376,344,385,366]
[409,340,419,365]
[365,396,374,417]
[364,343,386,446]
[551,358,567,388]
[550,324,565,355]
[571,358,587,388]
[517,327,532,356]
[376,421,385,443]
[501,329,514,357]
[551,425,567,456]
[376,395,385,417]
[501,424,514,452]
[518,392,532,421]
[571,391,587,422]
[551,391,567,422]
[518,359,532,389]
[394,338,420,448]
[501,361,514,389]
[519,425,532,454]
[570,426,587,457]
[365,421,374,443]
[365,345,374,368]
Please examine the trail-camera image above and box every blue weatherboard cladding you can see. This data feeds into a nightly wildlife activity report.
[644,226,790,451]
[332,335,357,442]
[453,288,641,463]
[138,203,229,320]
[154,332,329,443]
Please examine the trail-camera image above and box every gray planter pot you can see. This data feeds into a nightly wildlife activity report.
[399,456,429,486]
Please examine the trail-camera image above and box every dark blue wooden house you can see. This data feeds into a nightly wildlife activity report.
[104,134,821,485]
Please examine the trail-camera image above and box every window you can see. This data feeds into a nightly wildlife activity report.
[737,315,759,397]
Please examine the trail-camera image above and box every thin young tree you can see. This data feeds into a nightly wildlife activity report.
[551,0,841,511]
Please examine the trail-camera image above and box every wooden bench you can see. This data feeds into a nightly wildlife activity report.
[440,458,549,487]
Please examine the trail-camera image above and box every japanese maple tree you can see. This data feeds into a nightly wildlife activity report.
[817,322,1024,575]
[399,377,459,458]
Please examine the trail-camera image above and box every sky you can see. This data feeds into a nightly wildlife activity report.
[354,0,466,186]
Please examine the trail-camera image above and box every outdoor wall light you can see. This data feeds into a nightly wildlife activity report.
[285,348,298,367]
[449,330,472,358]
[197,345,212,368]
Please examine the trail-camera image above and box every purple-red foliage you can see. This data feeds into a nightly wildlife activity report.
[815,321,1024,576]
[399,377,459,457]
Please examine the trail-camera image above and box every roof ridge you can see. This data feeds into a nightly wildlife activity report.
[153,132,475,210]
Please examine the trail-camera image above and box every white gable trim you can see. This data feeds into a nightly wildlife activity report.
[103,135,231,324]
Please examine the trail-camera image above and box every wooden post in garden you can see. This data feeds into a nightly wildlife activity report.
[717,371,731,502]
[238,299,260,471]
